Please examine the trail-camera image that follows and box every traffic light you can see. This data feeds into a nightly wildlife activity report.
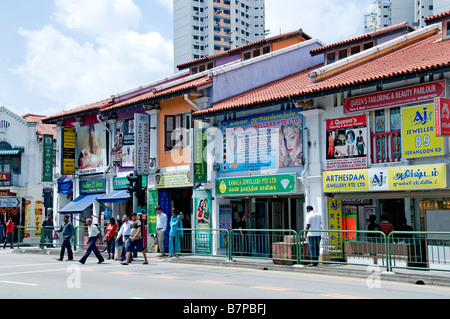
[127,173,139,195]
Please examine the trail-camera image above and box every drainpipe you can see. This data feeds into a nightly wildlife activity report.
[300,127,310,208]
[184,94,199,110]
[97,114,113,175]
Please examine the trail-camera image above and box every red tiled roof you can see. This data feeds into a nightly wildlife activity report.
[42,98,114,123]
[101,75,212,112]
[22,114,56,139]
[425,10,450,23]
[193,66,320,117]
[195,30,450,117]
[177,29,311,69]
[310,22,414,55]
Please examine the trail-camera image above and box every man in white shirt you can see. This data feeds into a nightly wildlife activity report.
[79,218,105,264]
[116,214,131,261]
[156,206,167,257]
[304,205,322,266]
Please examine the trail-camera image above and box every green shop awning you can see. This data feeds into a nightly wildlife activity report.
[0,149,24,156]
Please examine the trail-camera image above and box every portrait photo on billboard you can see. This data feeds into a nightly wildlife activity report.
[76,123,108,174]
[112,119,135,167]
[326,115,368,170]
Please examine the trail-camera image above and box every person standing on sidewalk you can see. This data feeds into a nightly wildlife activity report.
[79,218,105,265]
[303,205,322,266]
[3,217,14,249]
[156,206,167,257]
[56,215,75,261]
[42,214,54,248]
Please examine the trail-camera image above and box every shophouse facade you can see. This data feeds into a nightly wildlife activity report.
[0,107,56,243]
[194,15,450,261]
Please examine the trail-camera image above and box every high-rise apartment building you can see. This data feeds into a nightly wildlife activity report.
[174,0,266,70]
[364,0,450,33]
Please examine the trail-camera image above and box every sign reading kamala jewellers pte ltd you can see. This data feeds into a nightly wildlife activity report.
[216,174,296,196]
[344,80,446,113]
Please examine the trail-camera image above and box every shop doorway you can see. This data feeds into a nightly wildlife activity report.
[379,198,405,230]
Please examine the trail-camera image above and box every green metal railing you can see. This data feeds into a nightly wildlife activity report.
[174,228,229,258]
[73,226,107,251]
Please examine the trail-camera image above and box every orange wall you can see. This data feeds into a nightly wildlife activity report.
[158,95,196,168]
[272,37,305,51]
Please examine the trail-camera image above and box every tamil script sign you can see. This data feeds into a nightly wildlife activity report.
[344,80,446,113]
[323,164,447,192]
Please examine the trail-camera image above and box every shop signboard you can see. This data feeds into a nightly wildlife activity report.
[193,128,207,183]
[434,97,450,136]
[62,128,76,175]
[328,197,343,259]
[324,164,447,192]
[147,188,158,251]
[112,119,135,167]
[135,113,150,176]
[113,176,147,190]
[0,173,10,182]
[42,134,53,182]
[155,170,193,189]
[344,80,446,113]
[216,173,296,196]
[326,115,368,170]
[79,178,106,195]
[76,124,108,175]
[221,109,303,172]
[402,104,444,159]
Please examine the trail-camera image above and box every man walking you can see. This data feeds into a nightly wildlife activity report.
[121,213,148,265]
[79,218,105,265]
[116,214,131,262]
[303,205,322,266]
[156,206,167,257]
[56,215,75,261]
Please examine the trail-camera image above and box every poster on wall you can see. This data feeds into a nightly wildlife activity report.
[194,189,212,254]
[112,119,134,167]
[76,123,108,175]
[62,128,76,175]
[221,109,303,172]
[402,104,445,159]
[326,115,368,171]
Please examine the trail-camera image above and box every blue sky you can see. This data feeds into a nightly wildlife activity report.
[0,0,372,116]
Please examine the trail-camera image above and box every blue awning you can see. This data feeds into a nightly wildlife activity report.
[59,194,103,214]
[97,190,131,204]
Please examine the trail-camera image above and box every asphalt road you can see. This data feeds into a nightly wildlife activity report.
[1,249,449,306]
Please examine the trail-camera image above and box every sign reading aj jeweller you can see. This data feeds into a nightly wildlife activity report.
[323,164,447,192]
[344,80,446,113]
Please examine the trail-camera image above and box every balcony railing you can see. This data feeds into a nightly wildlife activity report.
[371,130,401,164]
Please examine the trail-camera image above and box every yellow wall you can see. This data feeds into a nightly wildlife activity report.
[158,95,196,168]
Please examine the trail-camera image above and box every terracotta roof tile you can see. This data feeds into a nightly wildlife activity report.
[425,10,450,23]
[195,31,450,117]
[310,22,414,55]
[42,98,114,123]
[22,114,56,138]
[177,29,311,69]
[101,76,212,112]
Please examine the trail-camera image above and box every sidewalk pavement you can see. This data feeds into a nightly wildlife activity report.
[9,246,450,288]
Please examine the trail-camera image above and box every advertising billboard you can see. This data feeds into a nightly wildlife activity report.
[76,123,108,175]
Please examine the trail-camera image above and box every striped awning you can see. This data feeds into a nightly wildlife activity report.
[0,149,24,156]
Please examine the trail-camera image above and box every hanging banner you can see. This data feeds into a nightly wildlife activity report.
[434,97,450,136]
[344,80,446,113]
[326,115,368,171]
[222,109,303,172]
[402,104,445,159]
[61,128,76,175]
[135,113,150,175]
[193,128,207,183]
[42,134,53,182]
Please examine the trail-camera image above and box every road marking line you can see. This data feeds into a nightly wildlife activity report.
[0,280,38,287]
[320,293,372,299]
[196,280,231,285]
[109,271,137,275]
[149,275,181,279]
[250,285,293,291]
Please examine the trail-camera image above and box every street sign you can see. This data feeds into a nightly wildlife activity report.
[0,197,21,208]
